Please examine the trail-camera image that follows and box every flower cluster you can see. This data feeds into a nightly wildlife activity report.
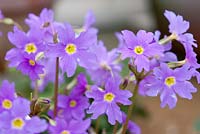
[1,8,199,134]
[0,80,47,133]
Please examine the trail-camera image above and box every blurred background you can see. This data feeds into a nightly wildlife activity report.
[0,0,200,134]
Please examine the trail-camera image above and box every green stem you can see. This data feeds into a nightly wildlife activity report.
[95,117,100,134]
[53,57,59,118]
[122,80,140,134]
[33,81,38,99]
[158,33,177,45]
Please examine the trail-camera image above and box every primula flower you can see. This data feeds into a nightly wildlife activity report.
[83,10,96,31]
[144,63,197,109]
[72,73,88,95]
[184,46,200,83]
[115,32,126,49]
[75,10,97,36]
[49,118,90,134]
[7,26,45,55]
[87,41,122,86]
[48,23,97,77]
[57,92,89,120]
[164,10,197,50]
[0,80,16,113]
[25,8,54,31]
[0,98,47,133]
[17,54,44,80]
[120,30,164,72]
[86,78,132,125]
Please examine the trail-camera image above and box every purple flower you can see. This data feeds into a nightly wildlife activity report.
[25,8,54,30]
[72,73,88,95]
[0,10,4,19]
[0,98,47,133]
[17,54,44,80]
[120,30,164,72]
[0,80,16,113]
[49,118,90,134]
[164,10,197,50]
[57,92,89,120]
[115,32,126,50]
[86,78,132,125]
[48,23,97,77]
[122,112,141,134]
[83,10,96,30]
[144,63,197,109]
[7,26,45,56]
[184,46,200,83]
[87,41,122,86]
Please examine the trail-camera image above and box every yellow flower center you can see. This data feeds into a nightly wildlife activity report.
[165,76,176,87]
[25,43,37,54]
[134,46,144,55]
[104,93,115,102]
[12,117,25,129]
[29,59,35,66]
[2,99,12,109]
[61,130,70,134]
[65,43,77,55]
[69,100,77,107]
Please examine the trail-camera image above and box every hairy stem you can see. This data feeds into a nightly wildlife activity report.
[53,57,59,118]
[122,80,140,134]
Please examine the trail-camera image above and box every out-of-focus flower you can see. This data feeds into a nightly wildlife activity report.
[0,10,4,19]
[87,41,122,86]
[49,118,90,134]
[25,8,54,31]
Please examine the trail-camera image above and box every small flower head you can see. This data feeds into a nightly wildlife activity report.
[87,41,122,86]
[57,91,89,120]
[86,78,132,125]
[143,63,197,109]
[17,54,44,80]
[120,30,164,72]
[25,8,54,30]
[0,80,16,112]
[48,23,97,77]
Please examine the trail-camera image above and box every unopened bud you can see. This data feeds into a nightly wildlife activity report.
[119,79,129,89]
[30,98,51,117]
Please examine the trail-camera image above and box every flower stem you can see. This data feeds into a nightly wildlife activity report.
[53,57,59,118]
[113,122,118,134]
[95,117,100,134]
[33,81,38,99]
[158,33,177,45]
[122,80,140,134]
